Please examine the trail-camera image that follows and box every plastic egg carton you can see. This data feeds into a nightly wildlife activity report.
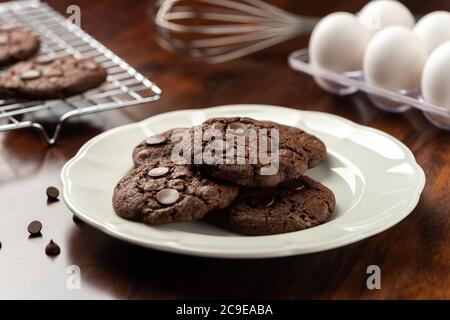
[288,48,450,130]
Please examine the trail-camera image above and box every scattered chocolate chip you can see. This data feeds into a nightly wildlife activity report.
[20,69,41,80]
[156,189,180,206]
[46,186,60,200]
[27,220,42,237]
[227,122,248,135]
[148,167,170,178]
[247,193,276,208]
[36,56,54,64]
[45,240,60,256]
[145,135,167,145]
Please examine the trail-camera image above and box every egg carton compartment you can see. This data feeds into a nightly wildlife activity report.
[288,48,450,130]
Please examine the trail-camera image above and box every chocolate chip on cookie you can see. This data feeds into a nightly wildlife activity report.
[133,128,191,167]
[145,135,167,146]
[112,159,239,225]
[35,55,54,65]
[227,122,248,135]
[81,61,98,71]
[20,69,41,80]
[0,55,107,99]
[0,26,40,67]
[156,189,180,206]
[148,166,170,178]
[208,176,336,235]
[193,117,327,188]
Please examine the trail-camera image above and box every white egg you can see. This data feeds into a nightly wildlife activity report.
[364,26,427,90]
[358,0,415,33]
[422,42,450,110]
[414,11,450,55]
[309,12,371,73]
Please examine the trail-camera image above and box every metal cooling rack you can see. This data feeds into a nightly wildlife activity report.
[0,0,162,145]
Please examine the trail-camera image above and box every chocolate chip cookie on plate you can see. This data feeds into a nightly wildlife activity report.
[192,117,327,187]
[208,176,336,235]
[113,158,239,225]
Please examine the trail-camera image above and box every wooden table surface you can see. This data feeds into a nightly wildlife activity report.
[0,0,449,300]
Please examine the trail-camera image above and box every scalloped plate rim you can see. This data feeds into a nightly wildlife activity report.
[61,104,426,259]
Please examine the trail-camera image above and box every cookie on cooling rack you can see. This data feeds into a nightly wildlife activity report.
[0,55,107,99]
[207,176,336,235]
[113,158,239,225]
[0,25,40,67]
[192,117,327,188]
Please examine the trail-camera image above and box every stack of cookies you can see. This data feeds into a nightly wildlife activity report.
[0,25,107,99]
[113,117,336,236]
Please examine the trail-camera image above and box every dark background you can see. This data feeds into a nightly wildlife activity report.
[0,0,449,299]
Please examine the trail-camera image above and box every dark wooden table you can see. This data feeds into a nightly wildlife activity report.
[0,0,449,299]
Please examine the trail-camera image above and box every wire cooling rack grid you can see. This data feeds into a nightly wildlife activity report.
[0,0,162,145]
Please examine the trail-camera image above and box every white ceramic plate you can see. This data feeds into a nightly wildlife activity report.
[61,105,425,259]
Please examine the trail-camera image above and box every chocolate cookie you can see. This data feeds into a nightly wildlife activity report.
[133,128,190,168]
[193,117,326,187]
[0,55,107,99]
[209,176,335,235]
[0,25,40,67]
[113,159,239,225]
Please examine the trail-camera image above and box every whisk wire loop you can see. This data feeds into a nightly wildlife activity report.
[154,0,318,63]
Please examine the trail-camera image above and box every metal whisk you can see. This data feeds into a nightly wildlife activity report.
[153,0,318,63]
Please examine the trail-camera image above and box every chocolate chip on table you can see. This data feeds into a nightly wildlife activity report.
[145,135,167,145]
[45,240,60,256]
[156,189,180,206]
[27,220,42,237]
[227,122,248,135]
[20,69,41,80]
[46,186,60,201]
[247,193,276,208]
[148,167,170,178]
